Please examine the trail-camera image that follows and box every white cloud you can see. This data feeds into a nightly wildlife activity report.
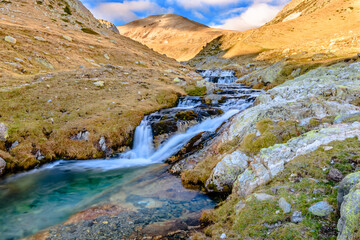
[211,2,286,30]
[167,0,241,9]
[193,11,206,19]
[89,0,172,23]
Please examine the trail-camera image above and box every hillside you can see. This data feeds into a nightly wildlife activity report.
[190,0,360,66]
[117,14,229,61]
[0,0,200,175]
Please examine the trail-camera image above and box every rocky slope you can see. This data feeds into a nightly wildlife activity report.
[117,14,229,61]
[173,57,360,239]
[0,0,201,175]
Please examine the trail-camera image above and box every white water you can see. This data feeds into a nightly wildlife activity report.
[15,69,256,174]
[177,96,202,108]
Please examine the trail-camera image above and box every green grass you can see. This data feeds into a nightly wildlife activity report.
[198,137,360,239]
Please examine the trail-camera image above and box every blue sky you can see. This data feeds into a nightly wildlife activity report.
[81,0,290,30]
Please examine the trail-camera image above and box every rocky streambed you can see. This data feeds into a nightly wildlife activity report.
[0,70,261,240]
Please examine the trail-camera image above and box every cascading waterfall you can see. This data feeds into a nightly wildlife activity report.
[120,117,154,159]
[0,69,261,240]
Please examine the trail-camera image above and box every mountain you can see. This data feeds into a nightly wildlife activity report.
[0,0,200,174]
[191,0,360,65]
[117,14,229,61]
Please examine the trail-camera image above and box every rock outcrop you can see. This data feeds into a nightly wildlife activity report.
[98,19,120,34]
[337,172,360,240]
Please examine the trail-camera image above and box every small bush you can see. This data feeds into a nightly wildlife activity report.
[81,28,99,35]
[64,5,71,15]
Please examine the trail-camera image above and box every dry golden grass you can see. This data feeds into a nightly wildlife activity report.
[0,0,200,174]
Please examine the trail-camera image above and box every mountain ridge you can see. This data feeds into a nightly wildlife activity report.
[117,14,230,61]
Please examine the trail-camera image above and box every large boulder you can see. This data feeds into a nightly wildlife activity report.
[233,122,360,197]
[337,183,360,240]
[337,171,360,209]
[223,62,360,144]
[206,151,249,192]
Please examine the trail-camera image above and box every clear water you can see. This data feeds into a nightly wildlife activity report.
[0,69,257,240]
[0,162,214,240]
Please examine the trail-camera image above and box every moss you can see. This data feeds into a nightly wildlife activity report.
[175,110,198,121]
[198,137,360,239]
[81,28,99,35]
[181,155,220,190]
[240,119,299,155]
[185,86,207,96]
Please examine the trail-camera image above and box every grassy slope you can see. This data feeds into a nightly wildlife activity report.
[0,0,200,175]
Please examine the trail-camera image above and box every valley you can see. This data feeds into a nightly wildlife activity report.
[0,0,360,239]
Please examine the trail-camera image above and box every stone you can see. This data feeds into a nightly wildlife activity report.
[4,36,16,44]
[173,77,185,82]
[334,112,360,124]
[0,123,8,141]
[323,146,333,151]
[135,61,146,65]
[99,137,107,152]
[220,233,227,239]
[327,168,344,182]
[36,57,54,69]
[62,35,72,42]
[337,171,360,208]
[337,183,360,240]
[0,157,6,175]
[254,193,275,201]
[93,81,105,87]
[71,131,90,141]
[279,197,291,213]
[291,211,304,223]
[10,140,19,150]
[34,36,46,41]
[35,150,45,161]
[104,54,110,60]
[308,201,333,217]
[206,151,249,192]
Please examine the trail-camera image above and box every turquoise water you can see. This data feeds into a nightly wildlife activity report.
[0,160,214,240]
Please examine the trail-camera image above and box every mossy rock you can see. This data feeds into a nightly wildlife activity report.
[175,110,198,121]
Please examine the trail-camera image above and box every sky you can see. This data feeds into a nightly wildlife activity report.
[81,0,291,31]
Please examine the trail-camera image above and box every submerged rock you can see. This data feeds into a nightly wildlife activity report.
[308,201,333,217]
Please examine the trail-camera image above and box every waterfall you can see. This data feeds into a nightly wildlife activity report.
[22,69,258,172]
[120,118,154,159]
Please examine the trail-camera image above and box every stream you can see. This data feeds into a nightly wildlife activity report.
[0,70,262,240]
